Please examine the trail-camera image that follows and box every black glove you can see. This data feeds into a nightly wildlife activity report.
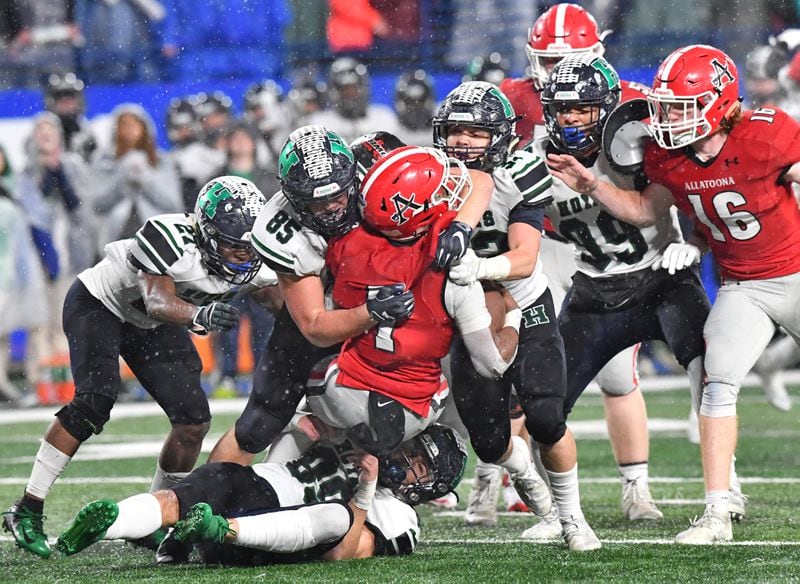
[434,221,474,269]
[193,302,240,333]
[366,283,415,324]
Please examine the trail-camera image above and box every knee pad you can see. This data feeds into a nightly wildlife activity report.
[470,425,510,464]
[234,407,287,454]
[699,381,739,418]
[56,393,116,442]
[524,400,567,446]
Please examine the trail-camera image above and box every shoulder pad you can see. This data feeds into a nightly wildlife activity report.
[602,98,652,175]
[130,214,195,274]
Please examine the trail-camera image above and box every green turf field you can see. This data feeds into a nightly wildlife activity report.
[1,382,799,583]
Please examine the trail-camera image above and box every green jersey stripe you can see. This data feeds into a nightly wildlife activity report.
[252,234,294,269]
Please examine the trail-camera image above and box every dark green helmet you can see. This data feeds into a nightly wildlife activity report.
[432,81,518,171]
[278,125,358,237]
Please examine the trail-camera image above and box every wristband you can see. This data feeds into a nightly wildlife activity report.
[503,308,522,333]
[479,255,512,280]
[353,478,377,511]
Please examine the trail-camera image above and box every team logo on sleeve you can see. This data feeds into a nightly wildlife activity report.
[390,192,424,225]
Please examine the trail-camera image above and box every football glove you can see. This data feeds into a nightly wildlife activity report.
[366,283,415,324]
[193,302,240,333]
[654,242,702,275]
[449,249,511,285]
[434,221,473,269]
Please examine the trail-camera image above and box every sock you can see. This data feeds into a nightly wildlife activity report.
[475,459,502,480]
[104,494,163,541]
[547,465,583,521]
[150,465,190,492]
[26,440,72,500]
[619,462,649,487]
[497,436,530,478]
[234,503,351,552]
[705,490,729,515]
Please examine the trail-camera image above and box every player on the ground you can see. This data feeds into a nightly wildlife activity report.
[309,146,522,456]
[3,176,278,559]
[207,126,495,466]
[547,44,800,544]
[535,53,712,528]
[55,423,467,564]
[432,81,599,550]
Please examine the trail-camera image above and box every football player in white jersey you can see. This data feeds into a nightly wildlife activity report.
[55,424,467,565]
[208,127,495,466]
[533,54,712,526]
[3,176,278,559]
[432,81,600,551]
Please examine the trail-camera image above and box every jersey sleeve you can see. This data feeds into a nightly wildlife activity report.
[763,109,800,172]
[366,489,420,557]
[498,147,553,206]
[129,214,195,275]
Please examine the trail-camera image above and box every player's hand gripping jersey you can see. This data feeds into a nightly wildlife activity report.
[78,213,277,329]
[326,213,463,417]
[644,108,800,280]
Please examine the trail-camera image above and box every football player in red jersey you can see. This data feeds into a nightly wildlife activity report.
[547,44,800,545]
[311,147,549,511]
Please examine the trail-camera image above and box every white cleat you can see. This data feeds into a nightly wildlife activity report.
[621,479,663,521]
[521,504,561,542]
[428,492,458,509]
[513,466,553,517]
[561,515,602,551]
[759,369,792,412]
[675,505,732,545]
[728,484,748,523]
[464,467,501,526]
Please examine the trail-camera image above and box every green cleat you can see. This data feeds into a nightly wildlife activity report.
[173,502,235,544]
[56,500,119,556]
[3,502,52,559]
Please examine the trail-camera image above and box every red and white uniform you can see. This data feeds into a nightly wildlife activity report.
[327,218,453,417]
[644,108,800,281]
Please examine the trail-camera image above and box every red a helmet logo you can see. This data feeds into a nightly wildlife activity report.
[390,192,423,225]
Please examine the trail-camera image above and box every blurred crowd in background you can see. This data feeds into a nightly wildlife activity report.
[2,0,800,406]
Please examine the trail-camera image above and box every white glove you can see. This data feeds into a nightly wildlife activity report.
[654,243,702,275]
[448,248,484,286]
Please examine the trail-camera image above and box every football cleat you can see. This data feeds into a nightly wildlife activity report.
[621,479,663,521]
[521,504,562,542]
[428,492,459,509]
[56,500,119,556]
[728,484,748,523]
[513,465,552,517]
[502,471,529,513]
[464,467,501,526]
[758,369,792,412]
[3,501,52,559]
[675,505,733,544]
[173,502,235,544]
[155,528,192,565]
[128,527,168,551]
[561,515,602,551]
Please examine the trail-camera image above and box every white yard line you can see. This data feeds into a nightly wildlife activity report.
[424,537,800,546]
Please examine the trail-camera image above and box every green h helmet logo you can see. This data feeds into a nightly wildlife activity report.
[198,181,233,218]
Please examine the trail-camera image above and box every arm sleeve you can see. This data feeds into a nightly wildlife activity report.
[445,281,513,378]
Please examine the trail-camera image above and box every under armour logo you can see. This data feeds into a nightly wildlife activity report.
[390,192,424,225]
[724,157,739,167]
[710,58,735,94]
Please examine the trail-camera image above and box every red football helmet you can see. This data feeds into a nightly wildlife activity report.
[360,146,471,241]
[526,3,608,88]
[647,44,741,149]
